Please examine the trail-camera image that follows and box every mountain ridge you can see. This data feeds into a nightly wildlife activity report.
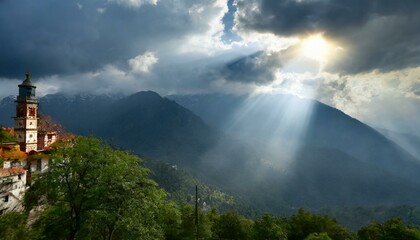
[170,93,420,182]
[1,91,420,213]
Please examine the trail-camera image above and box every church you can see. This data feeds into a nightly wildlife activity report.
[0,72,58,215]
[14,72,57,152]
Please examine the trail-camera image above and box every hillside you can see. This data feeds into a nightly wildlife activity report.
[2,92,420,215]
[145,159,255,215]
[170,93,420,183]
[0,96,15,127]
[377,128,420,160]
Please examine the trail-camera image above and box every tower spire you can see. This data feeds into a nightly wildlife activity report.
[25,71,30,81]
[15,71,38,152]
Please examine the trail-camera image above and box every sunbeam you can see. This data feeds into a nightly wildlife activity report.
[222,92,316,171]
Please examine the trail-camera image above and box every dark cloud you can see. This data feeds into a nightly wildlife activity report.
[222,51,282,84]
[235,0,420,36]
[328,15,420,74]
[235,0,420,74]
[0,0,220,78]
[219,45,299,84]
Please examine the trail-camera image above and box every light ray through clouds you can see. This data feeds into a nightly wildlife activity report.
[0,0,419,138]
[222,93,316,170]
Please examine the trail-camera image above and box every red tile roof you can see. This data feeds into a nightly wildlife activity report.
[0,168,27,177]
[0,144,28,160]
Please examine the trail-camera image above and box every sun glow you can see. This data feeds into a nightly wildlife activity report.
[301,34,330,62]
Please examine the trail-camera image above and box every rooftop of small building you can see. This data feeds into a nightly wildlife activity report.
[0,143,27,160]
[0,143,19,148]
[0,168,27,177]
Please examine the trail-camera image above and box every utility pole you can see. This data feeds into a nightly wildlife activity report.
[195,185,199,240]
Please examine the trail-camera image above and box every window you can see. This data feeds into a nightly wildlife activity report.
[18,174,21,180]
[28,107,36,116]
[4,196,8,202]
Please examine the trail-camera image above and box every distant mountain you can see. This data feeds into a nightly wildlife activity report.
[169,93,420,212]
[169,93,243,128]
[2,92,420,215]
[170,93,420,184]
[282,147,420,208]
[377,128,420,160]
[36,92,218,165]
[27,92,259,179]
[302,101,420,183]
[0,95,15,126]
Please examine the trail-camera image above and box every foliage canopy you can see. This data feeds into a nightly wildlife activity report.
[2,137,420,240]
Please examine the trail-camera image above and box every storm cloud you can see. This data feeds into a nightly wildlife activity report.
[0,0,419,136]
[0,0,227,78]
[234,0,420,74]
[222,51,282,84]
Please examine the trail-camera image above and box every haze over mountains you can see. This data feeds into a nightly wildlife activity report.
[170,94,420,209]
[1,92,420,214]
[377,128,420,161]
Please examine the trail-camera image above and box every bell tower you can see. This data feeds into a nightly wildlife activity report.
[14,72,38,152]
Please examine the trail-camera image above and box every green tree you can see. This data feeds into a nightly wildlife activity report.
[358,218,420,240]
[158,201,182,240]
[27,137,174,240]
[383,218,420,240]
[304,232,332,240]
[253,213,288,240]
[288,209,352,240]
[213,211,253,240]
[358,222,384,240]
[179,204,212,240]
[0,212,32,240]
[179,205,196,239]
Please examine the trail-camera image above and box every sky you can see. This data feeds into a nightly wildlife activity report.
[0,0,419,135]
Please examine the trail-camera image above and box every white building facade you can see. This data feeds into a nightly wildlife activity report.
[0,168,27,215]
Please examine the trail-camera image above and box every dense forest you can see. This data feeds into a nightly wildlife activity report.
[1,136,420,239]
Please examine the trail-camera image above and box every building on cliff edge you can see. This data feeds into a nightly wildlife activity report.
[0,72,58,215]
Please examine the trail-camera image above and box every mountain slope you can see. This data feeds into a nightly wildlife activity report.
[170,93,420,185]
[0,96,15,127]
[35,92,220,166]
[303,101,420,184]
[283,147,420,208]
[377,128,420,160]
[96,91,219,164]
[2,92,420,213]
